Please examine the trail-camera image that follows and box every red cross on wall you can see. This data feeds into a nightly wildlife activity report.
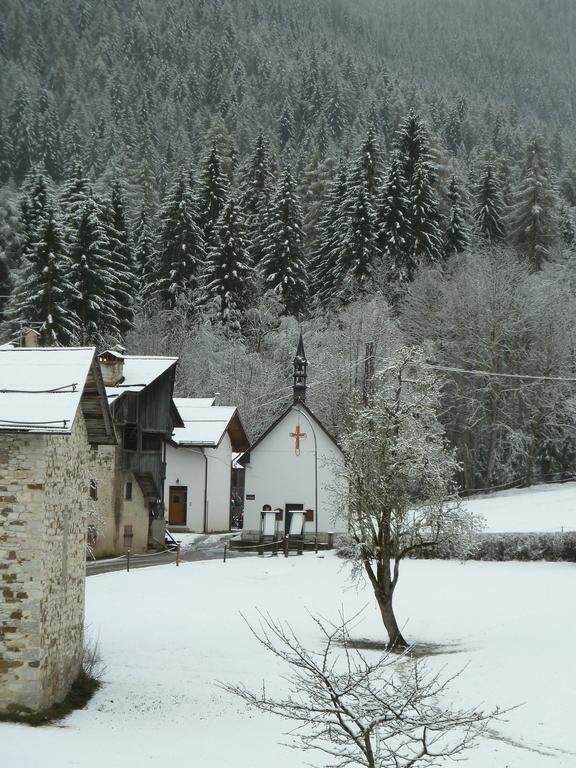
[290,424,307,456]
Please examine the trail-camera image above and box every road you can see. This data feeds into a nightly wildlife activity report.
[86,534,251,576]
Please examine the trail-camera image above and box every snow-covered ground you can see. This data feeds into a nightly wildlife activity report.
[466,481,576,533]
[2,551,576,767]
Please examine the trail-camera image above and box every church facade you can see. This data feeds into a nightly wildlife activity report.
[240,336,347,541]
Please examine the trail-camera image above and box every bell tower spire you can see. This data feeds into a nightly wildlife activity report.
[293,332,308,403]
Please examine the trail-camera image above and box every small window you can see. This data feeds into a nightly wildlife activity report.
[123,424,138,450]
[123,525,133,547]
[142,432,162,452]
[89,479,98,501]
[125,482,133,500]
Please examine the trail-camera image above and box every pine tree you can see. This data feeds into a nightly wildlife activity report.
[18,170,52,263]
[351,126,383,201]
[198,142,229,245]
[7,83,34,183]
[375,156,412,279]
[68,199,120,343]
[508,135,559,270]
[407,163,444,272]
[205,198,254,324]
[9,210,80,345]
[444,175,470,258]
[34,90,63,183]
[239,132,276,265]
[309,167,349,305]
[103,181,137,335]
[260,168,308,317]
[157,175,206,309]
[473,163,506,243]
[336,185,378,300]
[60,161,92,237]
[133,207,157,300]
[395,112,435,186]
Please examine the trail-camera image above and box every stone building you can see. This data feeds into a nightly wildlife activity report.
[0,346,115,715]
[91,350,183,557]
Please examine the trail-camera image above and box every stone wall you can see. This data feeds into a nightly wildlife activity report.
[0,412,91,713]
[90,446,150,557]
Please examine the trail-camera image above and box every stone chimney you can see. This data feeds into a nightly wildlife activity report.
[98,345,126,386]
[21,328,40,348]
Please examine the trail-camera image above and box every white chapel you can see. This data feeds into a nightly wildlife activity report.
[240,335,347,542]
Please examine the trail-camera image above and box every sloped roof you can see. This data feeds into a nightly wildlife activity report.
[106,356,179,401]
[0,347,115,443]
[172,398,249,452]
[238,401,341,465]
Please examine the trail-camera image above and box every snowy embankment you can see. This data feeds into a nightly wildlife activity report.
[464,481,576,533]
[2,548,576,767]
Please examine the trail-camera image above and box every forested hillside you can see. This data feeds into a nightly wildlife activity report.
[1,0,575,492]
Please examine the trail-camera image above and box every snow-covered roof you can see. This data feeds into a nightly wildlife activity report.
[177,397,216,408]
[0,347,97,434]
[106,356,179,400]
[172,398,249,451]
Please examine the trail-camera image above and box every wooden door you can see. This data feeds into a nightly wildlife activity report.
[168,486,187,526]
[285,503,304,535]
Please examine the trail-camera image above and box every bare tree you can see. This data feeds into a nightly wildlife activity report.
[223,612,498,768]
[335,346,483,649]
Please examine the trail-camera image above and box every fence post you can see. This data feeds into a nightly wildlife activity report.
[283,536,289,558]
[126,549,131,572]
[327,532,334,550]
[176,543,181,567]
[223,544,227,563]
[272,539,278,556]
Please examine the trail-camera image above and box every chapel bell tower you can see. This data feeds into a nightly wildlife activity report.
[293,332,308,403]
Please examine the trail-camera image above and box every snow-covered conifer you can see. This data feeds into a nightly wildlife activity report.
[198,142,229,245]
[205,198,254,324]
[68,198,120,343]
[260,167,308,317]
[157,175,206,309]
[239,132,276,265]
[443,175,470,258]
[407,162,444,273]
[336,185,378,300]
[309,167,349,305]
[9,210,80,345]
[395,111,435,186]
[508,135,559,270]
[473,163,505,243]
[102,181,138,335]
[375,156,412,279]
[7,83,34,183]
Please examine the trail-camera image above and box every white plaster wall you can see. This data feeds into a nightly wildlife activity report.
[164,435,233,533]
[205,432,232,532]
[242,406,347,536]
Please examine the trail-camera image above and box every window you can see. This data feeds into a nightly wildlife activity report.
[89,479,98,501]
[142,432,162,452]
[125,482,133,501]
[123,424,138,450]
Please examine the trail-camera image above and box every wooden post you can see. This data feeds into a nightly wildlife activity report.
[126,549,131,572]
[223,544,227,563]
[176,543,181,567]
[327,532,334,550]
[283,536,289,558]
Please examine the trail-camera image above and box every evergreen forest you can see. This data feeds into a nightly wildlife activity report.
[1,0,576,492]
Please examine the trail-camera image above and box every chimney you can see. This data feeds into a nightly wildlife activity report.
[21,328,40,348]
[98,346,126,387]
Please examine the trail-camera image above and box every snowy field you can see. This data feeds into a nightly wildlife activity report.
[465,481,576,533]
[2,551,576,767]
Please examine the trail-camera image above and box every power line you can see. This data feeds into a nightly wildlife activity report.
[426,363,576,384]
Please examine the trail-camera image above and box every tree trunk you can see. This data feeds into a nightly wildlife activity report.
[377,591,409,650]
